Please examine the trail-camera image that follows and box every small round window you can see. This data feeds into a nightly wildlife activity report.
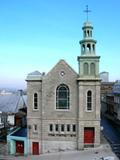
[60,71,65,77]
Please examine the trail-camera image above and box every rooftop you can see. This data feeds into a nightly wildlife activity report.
[0,93,27,113]
[26,70,45,81]
[12,128,27,137]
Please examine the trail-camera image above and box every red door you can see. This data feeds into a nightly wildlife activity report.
[84,128,94,144]
[32,142,39,155]
[16,141,24,154]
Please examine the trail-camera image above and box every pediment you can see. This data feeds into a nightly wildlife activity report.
[46,59,78,78]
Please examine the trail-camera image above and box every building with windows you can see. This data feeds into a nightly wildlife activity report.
[100,71,109,82]
[26,20,101,154]
[101,82,114,115]
[0,91,27,127]
[101,80,120,123]
[3,91,27,155]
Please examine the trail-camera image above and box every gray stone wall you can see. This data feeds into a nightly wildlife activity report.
[42,60,78,120]
[26,60,101,154]
[78,81,101,121]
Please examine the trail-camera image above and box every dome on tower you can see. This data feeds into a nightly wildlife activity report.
[82,21,93,30]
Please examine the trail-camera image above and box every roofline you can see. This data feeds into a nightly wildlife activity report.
[46,59,78,76]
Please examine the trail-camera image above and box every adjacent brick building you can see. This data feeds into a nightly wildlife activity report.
[26,20,101,154]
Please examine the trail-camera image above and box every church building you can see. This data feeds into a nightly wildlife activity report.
[26,19,101,154]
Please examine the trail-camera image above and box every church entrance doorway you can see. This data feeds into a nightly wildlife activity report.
[32,142,39,155]
[84,127,94,146]
[16,141,24,154]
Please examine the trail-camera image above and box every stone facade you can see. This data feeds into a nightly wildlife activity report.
[26,21,101,154]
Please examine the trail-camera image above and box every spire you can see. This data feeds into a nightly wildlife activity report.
[79,7,96,56]
[84,5,91,22]
[77,7,100,79]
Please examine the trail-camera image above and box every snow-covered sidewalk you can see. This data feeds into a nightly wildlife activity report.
[1,144,118,160]
[0,132,118,160]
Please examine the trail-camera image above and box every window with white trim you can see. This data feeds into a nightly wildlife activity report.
[61,124,64,132]
[72,124,76,132]
[67,124,70,132]
[87,90,92,111]
[56,84,70,110]
[33,124,38,132]
[55,124,59,132]
[49,124,53,132]
[33,93,38,110]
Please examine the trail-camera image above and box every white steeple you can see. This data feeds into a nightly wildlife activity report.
[77,6,100,78]
[80,21,97,56]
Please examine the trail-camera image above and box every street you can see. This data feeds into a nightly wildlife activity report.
[101,116,120,158]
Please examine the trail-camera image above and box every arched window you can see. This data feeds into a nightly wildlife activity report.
[87,30,89,37]
[92,44,95,52]
[33,93,38,109]
[84,31,86,38]
[87,43,91,52]
[90,63,95,75]
[87,90,92,111]
[90,30,92,37]
[56,84,70,110]
[84,63,89,75]
[82,44,85,53]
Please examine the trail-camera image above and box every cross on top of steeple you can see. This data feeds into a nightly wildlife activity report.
[84,5,91,21]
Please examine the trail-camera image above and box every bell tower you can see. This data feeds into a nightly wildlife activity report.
[80,21,96,56]
[78,5,100,79]
[77,6,101,149]
[78,21,100,79]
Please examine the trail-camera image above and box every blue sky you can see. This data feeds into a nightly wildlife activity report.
[0,0,120,89]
